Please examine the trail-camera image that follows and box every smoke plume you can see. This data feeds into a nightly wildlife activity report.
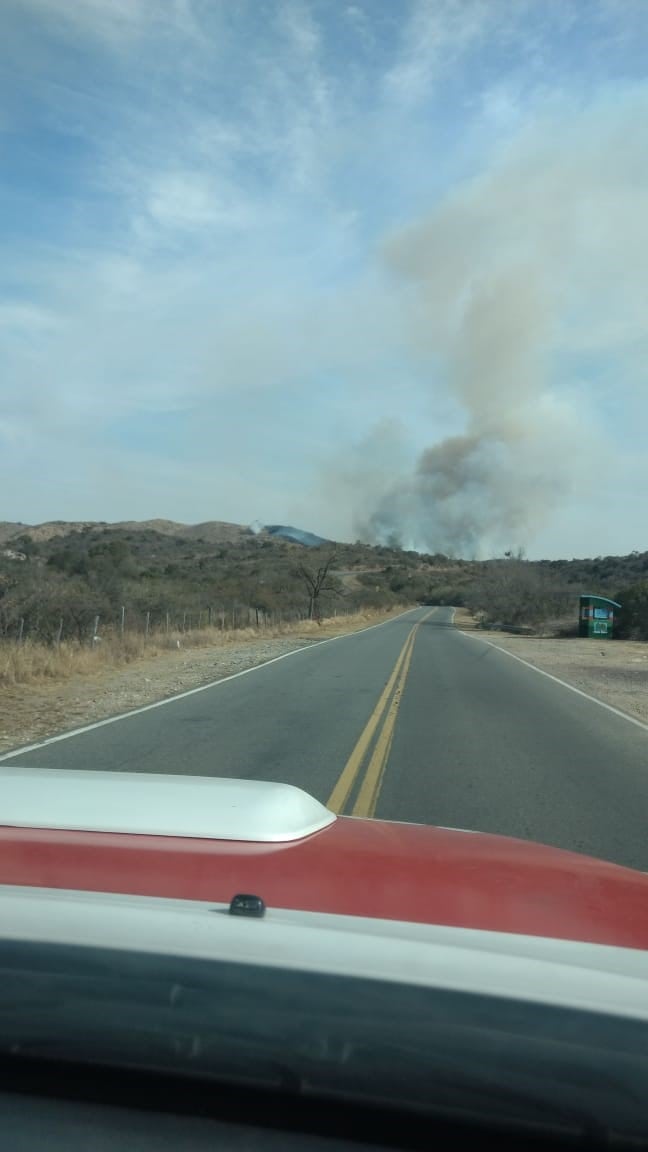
[359,104,648,556]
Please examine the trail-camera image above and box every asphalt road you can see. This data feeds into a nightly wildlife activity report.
[3,605,648,871]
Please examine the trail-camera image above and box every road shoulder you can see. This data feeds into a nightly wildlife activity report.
[454,608,648,725]
[0,608,411,755]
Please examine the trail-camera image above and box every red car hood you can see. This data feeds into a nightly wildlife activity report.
[1,814,647,951]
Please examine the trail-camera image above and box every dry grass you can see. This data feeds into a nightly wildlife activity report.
[0,607,409,689]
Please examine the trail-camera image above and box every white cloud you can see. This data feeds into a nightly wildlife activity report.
[6,0,202,46]
[0,303,59,331]
[278,0,321,60]
[145,171,251,233]
[385,0,493,106]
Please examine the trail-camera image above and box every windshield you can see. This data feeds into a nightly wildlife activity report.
[2,1,648,1142]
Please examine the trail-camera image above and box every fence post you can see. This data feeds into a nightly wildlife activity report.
[18,618,24,644]
[120,605,125,638]
[145,611,150,638]
[208,606,212,627]
[182,611,187,632]
[55,618,63,648]
[166,611,170,634]
[92,615,100,646]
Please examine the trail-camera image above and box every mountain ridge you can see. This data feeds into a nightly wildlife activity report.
[0,519,257,547]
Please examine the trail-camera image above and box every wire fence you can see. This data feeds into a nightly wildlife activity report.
[1,600,350,647]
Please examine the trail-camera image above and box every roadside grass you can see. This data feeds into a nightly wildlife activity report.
[0,606,409,689]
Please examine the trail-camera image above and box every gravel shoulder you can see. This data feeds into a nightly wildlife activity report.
[0,609,408,755]
[454,608,648,725]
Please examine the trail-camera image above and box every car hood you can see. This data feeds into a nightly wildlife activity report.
[1,812,648,950]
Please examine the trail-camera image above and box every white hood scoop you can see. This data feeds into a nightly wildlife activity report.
[0,768,336,842]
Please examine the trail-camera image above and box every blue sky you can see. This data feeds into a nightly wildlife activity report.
[2,0,648,557]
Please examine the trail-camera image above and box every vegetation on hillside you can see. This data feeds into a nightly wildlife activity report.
[0,528,413,644]
[1,522,647,647]
[613,581,648,640]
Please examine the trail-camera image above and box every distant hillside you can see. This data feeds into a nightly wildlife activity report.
[0,519,255,546]
[1,519,333,549]
[264,524,331,547]
[2,516,648,645]
[0,519,430,646]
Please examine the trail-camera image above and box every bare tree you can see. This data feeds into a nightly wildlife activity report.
[296,551,341,622]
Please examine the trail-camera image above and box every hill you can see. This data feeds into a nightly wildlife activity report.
[1,518,648,644]
[0,519,254,547]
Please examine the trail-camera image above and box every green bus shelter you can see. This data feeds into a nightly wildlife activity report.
[578,594,621,639]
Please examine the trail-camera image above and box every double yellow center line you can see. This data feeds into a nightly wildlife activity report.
[327,609,434,818]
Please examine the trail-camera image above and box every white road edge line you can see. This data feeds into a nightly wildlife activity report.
[459,630,648,734]
[0,607,423,762]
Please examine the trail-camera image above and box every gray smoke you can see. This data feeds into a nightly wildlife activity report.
[363,263,567,555]
[357,103,648,556]
[359,266,574,554]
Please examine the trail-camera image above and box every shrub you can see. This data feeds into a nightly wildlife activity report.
[614,582,648,639]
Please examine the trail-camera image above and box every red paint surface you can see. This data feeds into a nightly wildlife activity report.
[1,816,648,949]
